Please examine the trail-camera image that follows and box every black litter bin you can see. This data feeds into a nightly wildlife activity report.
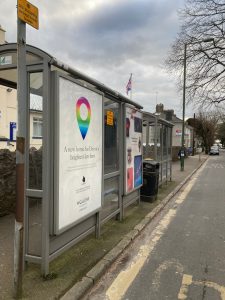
[141,160,160,202]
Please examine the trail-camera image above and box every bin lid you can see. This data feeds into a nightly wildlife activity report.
[143,160,159,166]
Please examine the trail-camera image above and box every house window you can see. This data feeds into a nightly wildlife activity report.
[33,117,43,138]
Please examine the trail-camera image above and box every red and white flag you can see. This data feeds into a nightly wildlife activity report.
[126,74,132,95]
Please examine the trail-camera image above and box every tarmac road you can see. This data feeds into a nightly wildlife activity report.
[85,151,225,300]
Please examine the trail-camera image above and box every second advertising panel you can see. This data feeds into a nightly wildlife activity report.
[125,106,143,194]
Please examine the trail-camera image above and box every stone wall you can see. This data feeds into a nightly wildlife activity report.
[0,149,16,216]
[0,148,42,217]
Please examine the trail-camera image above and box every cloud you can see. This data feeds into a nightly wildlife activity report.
[37,0,181,66]
[0,0,189,117]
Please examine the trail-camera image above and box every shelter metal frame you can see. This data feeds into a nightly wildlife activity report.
[0,44,173,275]
[0,43,144,274]
[142,111,173,186]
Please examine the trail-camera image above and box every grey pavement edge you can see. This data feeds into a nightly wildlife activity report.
[60,157,208,300]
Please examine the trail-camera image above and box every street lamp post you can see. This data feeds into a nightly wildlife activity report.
[180,43,187,171]
[192,113,195,156]
[180,38,214,171]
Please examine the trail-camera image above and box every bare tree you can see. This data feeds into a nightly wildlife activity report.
[166,0,225,109]
[191,111,219,153]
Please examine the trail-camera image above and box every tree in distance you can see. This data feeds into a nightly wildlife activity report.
[166,0,225,109]
[187,111,219,153]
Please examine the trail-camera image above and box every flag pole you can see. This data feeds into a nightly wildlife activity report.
[130,73,132,100]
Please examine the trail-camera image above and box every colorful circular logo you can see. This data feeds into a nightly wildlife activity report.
[76,97,91,140]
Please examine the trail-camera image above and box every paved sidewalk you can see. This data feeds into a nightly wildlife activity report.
[0,214,14,299]
[0,155,207,300]
[172,154,205,183]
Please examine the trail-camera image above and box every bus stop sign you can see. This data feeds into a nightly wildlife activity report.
[18,0,39,30]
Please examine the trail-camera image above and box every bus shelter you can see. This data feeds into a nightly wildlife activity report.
[142,111,173,185]
[0,43,144,274]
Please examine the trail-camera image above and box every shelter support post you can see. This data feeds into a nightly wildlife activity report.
[14,17,26,298]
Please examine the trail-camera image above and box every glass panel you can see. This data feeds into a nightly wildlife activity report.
[168,127,172,156]
[157,124,162,160]
[162,161,167,181]
[26,52,42,64]
[0,52,17,65]
[142,123,147,145]
[167,161,171,179]
[0,51,41,66]
[29,72,43,189]
[149,124,155,146]
[147,124,155,159]
[0,68,17,85]
[142,123,147,158]
[0,85,17,150]
[102,176,119,218]
[104,99,119,174]
[163,126,167,160]
[27,197,42,256]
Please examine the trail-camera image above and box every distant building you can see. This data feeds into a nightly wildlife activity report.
[0,26,43,150]
[155,103,194,158]
[0,85,17,150]
[0,25,6,44]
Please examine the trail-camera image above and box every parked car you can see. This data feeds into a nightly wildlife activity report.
[209,145,219,155]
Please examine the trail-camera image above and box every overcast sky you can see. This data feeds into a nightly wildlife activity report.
[1,0,193,118]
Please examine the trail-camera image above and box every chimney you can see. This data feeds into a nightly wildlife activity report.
[165,110,174,121]
[0,25,6,45]
[156,103,164,113]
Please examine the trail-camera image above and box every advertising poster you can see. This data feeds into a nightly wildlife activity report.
[125,106,143,194]
[55,77,103,233]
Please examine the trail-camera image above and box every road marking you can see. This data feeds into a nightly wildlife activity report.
[106,166,200,300]
[175,176,197,204]
[106,208,177,300]
[178,274,193,299]
[152,259,184,292]
[178,274,225,300]
[205,163,225,169]
[194,280,225,299]
[106,244,153,300]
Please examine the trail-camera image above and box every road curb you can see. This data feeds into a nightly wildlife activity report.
[60,157,208,300]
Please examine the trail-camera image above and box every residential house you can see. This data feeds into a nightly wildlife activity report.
[155,103,194,159]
